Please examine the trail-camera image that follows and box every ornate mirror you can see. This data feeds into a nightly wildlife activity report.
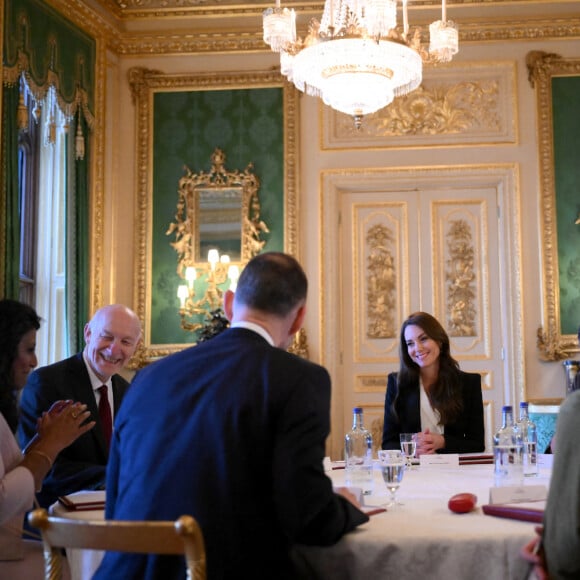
[167,148,269,333]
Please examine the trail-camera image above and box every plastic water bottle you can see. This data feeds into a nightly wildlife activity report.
[493,405,523,485]
[517,402,538,477]
[344,407,374,495]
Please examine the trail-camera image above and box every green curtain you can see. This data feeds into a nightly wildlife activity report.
[66,115,90,352]
[1,84,20,298]
[3,0,94,349]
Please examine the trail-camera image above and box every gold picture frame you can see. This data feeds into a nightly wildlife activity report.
[127,67,300,367]
[527,51,580,360]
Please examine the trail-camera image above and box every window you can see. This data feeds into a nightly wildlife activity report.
[18,82,68,366]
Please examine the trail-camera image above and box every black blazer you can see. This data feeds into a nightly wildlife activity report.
[18,353,129,508]
[95,328,368,580]
[382,370,485,453]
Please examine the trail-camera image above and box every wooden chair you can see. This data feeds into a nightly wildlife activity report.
[28,508,206,580]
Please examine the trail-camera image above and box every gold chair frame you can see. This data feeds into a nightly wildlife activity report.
[28,508,206,580]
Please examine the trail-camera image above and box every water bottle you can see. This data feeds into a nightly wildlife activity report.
[517,402,538,477]
[493,405,523,485]
[344,407,374,495]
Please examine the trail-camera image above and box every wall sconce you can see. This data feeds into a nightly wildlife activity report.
[177,249,241,333]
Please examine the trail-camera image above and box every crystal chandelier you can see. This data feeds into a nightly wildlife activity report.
[263,0,458,128]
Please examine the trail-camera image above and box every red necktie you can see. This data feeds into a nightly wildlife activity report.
[98,385,113,450]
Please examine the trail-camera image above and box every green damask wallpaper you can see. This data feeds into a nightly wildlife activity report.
[552,77,580,336]
[150,87,284,345]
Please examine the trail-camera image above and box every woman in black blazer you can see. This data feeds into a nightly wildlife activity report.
[382,312,485,454]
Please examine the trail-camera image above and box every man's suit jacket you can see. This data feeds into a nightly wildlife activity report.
[18,353,129,508]
[94,328,368,580]
[381,370,485,453]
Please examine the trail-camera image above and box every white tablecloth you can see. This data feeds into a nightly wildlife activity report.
[293,463,549,580]
[52,463,549,580]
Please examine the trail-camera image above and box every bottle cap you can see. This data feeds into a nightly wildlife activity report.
[502,405,512,412]
[519,401,528,408]
[353,407,363,414]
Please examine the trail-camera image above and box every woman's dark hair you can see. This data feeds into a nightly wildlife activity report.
[395,311,463,425]
[0,299,41,432]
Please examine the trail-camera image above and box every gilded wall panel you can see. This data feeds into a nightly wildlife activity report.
[322,62,516,150]
[127,68,299,366]
[431,200,490,360]
[527,52,580,360]
[355,374,388,394]
[353,203,409,362]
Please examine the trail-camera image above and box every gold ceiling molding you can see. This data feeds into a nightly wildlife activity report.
[112,31,266,55]
[95,0,572,18]
[113,18,580,56]
[459,18,580,42]
[44,0,118,44]
[38,0,580,56]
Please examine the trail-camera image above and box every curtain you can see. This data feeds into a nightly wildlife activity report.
[1,84,20,298]
[67,115,90,352]
[3,0,95,349]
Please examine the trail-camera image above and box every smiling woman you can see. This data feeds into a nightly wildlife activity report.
[0,298,95,576]
[382,311,485,455]
[0,300,41,432]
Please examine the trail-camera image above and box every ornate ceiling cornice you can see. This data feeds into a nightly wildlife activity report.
[113,17,580,55]
[41,0,580,56]
[94,0,578,19]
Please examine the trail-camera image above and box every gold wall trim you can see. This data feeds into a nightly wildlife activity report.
[89,40,108,313]
[527,52,580,361]
[112,32,267,56]
[355,374,388,394]
[128,67,298,366]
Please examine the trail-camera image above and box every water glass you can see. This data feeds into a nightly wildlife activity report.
[399,433,416,468]
[378,449,405,508]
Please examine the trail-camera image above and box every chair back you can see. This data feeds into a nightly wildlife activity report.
[28,508,206,580]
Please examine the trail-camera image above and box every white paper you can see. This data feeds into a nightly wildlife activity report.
[489,484,548,505]
[537,454,553,469]
[419,454,459,468]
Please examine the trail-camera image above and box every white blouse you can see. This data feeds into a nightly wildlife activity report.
[0,414,35,559]
[419,381,444,435]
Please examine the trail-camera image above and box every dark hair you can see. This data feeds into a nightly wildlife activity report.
[234,252,307,317]
[0,299,41,432]
[395,311,462,425]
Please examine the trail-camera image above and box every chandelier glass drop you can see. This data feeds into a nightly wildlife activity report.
[263,0,458,128]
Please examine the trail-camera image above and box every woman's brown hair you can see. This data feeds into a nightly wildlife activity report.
[395,311,463,425]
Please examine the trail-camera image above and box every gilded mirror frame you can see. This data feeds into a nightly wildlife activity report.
[527,52,580,360]
[127,67,300,367]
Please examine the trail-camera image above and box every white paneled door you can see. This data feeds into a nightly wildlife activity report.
[321,166,524,459]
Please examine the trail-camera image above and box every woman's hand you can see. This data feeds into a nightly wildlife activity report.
[30,400,95,458]
[414,429,445,455]
[21,400,96,491]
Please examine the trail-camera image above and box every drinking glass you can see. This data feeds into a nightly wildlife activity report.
[378,450,405,508]
[399,433,416,469]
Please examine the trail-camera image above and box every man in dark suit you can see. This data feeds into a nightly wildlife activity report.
[94,252,369,580]
[18,304,142,508]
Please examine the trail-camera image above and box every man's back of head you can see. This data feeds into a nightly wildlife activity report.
[233,252,307,318]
